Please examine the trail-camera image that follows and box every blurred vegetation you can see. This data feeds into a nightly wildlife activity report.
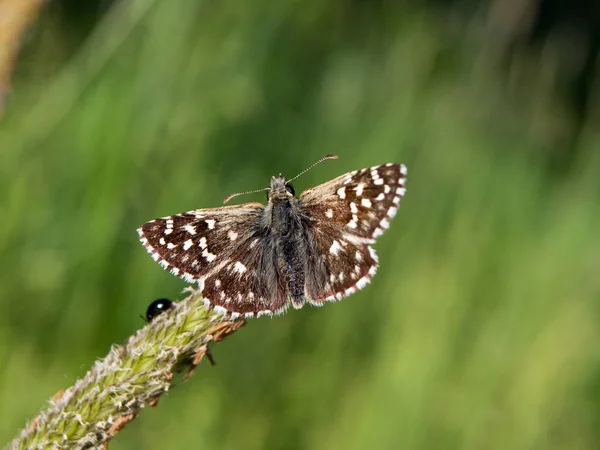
[1,0,600,449]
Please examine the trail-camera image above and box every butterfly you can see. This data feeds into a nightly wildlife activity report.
[137,155,407,319]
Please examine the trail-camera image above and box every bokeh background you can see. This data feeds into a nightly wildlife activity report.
[1,0,600,448]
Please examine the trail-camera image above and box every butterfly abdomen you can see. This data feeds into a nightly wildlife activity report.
[282,241,305,308]
[270,198,307,308]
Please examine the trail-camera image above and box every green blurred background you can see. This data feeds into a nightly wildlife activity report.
[1,0,600,448]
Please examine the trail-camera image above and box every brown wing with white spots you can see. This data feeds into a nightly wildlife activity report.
[201,237,289,318]
[299,163,407,303]
[302,223,379,304]
[137,203,288,317]
[138,203,264,282]
[299,163,407,240]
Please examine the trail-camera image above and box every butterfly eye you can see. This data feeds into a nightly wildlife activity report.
[286,184,295,196]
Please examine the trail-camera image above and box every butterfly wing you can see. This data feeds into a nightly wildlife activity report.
[299,163,407,304]
[138,203,288,317]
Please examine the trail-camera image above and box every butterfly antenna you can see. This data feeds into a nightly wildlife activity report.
[286,154,338,184]
[223,187,270,204]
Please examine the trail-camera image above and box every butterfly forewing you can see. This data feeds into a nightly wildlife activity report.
[300,163,406,240]
[137,204,264,281]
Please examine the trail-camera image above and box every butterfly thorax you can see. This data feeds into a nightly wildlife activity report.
[263,176,295,230]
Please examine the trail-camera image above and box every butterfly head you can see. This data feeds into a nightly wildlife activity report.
[222,154,336,204]
[268,175,295,202]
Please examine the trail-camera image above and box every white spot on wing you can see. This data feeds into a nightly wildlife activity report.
[356,277,369,290]
[361,198,372,208]
[329,240,342,255]
[369,246,379,263]
[384,185,391,193]
[344,287,357,296]
[213,305,227,315]
[184,224,196,235]
[337,187,346,199]
[205,219,216,229]
[167,243,177,249]
[354,183,364,196]
[228,230,238,241]
[326,209,333,218]
[159,237,166,245]
[182,271,195,282]
[202,248,216,262]
[374,178,384,185]
[376,193,385,201]
[233,262,247,274]
[350,202,358,213]
[199,237,207,249]
[344,171,358,185]
[183,239,193,250]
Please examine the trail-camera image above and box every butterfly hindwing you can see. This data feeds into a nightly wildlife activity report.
[302,223,379,304]
[201,232,289,317]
